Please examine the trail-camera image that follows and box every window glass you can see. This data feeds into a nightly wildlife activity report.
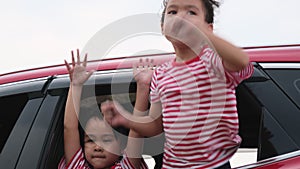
[266,69,300,108]
[79,83,163,168]
[258,108,299,160]
[236,84,261,148]
[230,83,261,167]
[245,76,300,161]
[40,89,67,169]
[0,94,28,153]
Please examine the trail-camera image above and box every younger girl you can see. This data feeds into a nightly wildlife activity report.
[58,49,148,169]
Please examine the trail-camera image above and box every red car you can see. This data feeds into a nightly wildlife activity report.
[0,44,300,168]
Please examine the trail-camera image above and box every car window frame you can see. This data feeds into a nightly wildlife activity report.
[0,79,48,169]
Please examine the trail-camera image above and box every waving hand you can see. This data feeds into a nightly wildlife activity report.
[64,49,94,86]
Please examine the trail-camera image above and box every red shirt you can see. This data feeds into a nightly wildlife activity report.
[58,148,148,169]
[150,46,254,168]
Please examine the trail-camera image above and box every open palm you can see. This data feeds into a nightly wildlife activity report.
[64,49,94,86]
[133,58,154,85]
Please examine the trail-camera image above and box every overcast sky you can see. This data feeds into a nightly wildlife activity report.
[1,0,300,74]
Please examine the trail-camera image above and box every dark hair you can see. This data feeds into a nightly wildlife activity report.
[161,0,220,24]
[78,106,129,150]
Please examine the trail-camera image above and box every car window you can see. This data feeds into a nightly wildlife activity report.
[243,71,300,161]
[40,89,67,169]
[0,91,44,169]
[258,107,299,160]
[229,83,262,167]
[16,89,67,169]
[236,84,261,149]
[232,64,300,167]
[54,72,163,168]
[0,94,28,153]
[265,69,300,108]
[45,72,160,168]
[82,85,162,168]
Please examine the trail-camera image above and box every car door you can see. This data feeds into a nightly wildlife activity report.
[14,77,68,169]
[0,77,50,169]
[234,62,300,168]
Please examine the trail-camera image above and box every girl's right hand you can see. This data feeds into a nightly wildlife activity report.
[64,49,94,86]
[133,58,154,87]
[101,100,130,127]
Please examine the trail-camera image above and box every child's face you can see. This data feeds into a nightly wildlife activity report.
[84,117,121,169]
[162,0,213,47]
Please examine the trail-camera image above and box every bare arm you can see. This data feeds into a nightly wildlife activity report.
[63,85,82,164]
[63,50,93,164]
[101,58,163,167]
[205,31,249,72]
[127,103,163,137]
[129,59,163,137]
[125,83,150,167]
[163,16,249,72]
[101,59,163,133]
[126,59,152,166]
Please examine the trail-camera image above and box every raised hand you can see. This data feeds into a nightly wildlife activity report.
[64,49,94,86]
[133,58,154,87]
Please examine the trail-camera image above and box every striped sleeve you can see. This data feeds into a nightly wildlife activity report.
[200,46,226,80]
[58,148,87,169]
[200,45,254,86]
[58,157,65,169]
[225,62,254,87]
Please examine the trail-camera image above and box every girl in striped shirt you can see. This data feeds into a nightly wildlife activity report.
[58,50,148,169]
[102,0,253,168]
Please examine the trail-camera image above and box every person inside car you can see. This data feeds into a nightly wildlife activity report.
[58,49,148,169]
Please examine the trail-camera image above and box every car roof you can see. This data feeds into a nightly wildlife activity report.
[245,44,300,62]
[1,44,300,85]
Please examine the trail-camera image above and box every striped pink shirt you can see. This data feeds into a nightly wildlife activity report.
[58,148,148,169]
[150,46,254,168]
